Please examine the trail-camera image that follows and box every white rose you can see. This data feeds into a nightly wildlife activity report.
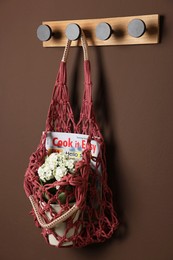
[38,166,43,176]
[38,163,54,182]
[38,166,45,181]
[47,160,57,170]
[54,166,67,181]
[61,166,68,175]
[45,170,54,181]
[44,165,54,180]
[66,159,75,170]
[47,153,58,164]
[59,161,66,167]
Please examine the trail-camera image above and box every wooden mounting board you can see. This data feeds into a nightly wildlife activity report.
[42,14,160,47]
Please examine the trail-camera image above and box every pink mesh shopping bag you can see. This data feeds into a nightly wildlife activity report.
[24,31,118,248]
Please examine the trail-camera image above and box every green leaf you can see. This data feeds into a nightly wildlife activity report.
[58,192,66,204]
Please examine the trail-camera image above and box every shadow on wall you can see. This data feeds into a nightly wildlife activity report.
[69,45,128,250]
[93,46,128,242]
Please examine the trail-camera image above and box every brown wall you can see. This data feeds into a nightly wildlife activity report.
[1,1,173,259]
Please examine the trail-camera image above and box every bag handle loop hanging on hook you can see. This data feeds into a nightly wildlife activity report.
[61,30,89,63]
[45,30,92,132]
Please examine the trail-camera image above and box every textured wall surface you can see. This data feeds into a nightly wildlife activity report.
[1,1,173,259]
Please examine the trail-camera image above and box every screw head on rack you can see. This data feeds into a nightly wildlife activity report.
[128,19,146,38]
[37,24,52,41]
[96,22,112,40]
[65,23,81,41]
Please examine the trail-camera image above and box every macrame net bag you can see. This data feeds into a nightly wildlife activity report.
[24,31,118,248]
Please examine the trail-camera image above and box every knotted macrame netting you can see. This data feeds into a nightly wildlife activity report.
[24,33,118,248]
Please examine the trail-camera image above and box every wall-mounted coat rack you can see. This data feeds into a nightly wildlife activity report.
[37,14,160,47]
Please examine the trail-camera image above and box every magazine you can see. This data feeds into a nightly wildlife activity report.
[46,132,100,160]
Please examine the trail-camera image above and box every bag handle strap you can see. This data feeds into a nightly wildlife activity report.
[45,30,92,132]
[61,31,93,126]
[61,30,89,63]
[29,195,79,229]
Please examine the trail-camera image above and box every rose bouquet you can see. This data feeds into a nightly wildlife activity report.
[38,152,77,204]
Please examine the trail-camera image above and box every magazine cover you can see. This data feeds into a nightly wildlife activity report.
[46,132,100,161]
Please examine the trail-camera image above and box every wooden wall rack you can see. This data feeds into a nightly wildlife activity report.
[37,14,160,47]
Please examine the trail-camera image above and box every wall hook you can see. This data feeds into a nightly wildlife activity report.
[37,24,52,41]
[128,19,146,38]
[65,23,81,41]
[96,22,112,40]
